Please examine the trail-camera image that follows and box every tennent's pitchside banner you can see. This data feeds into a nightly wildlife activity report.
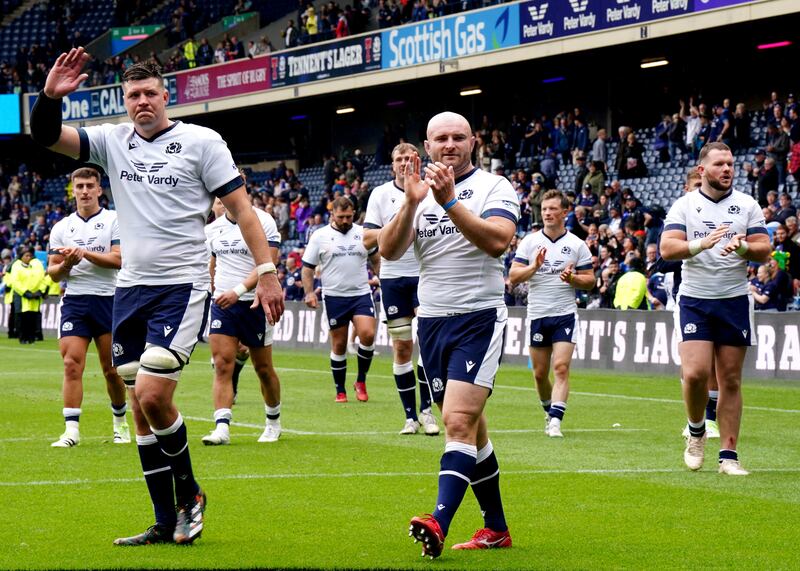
[520,0,695,44]
[176,56,270,104]
[271,34,382,88]
[381,4,519,69]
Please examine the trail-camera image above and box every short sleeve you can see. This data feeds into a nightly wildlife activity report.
[259,210,282,248]
[363,190,383,229]
[78,124,116,170]
[663,196,687,234]
[481,178,520,224]
[513,234,532,265]
[302,231,321,267]
[200,131,242,197]
[48,220,65,251]
[110,212,120,245]
[746,200,768,237]
[576,241,593,270]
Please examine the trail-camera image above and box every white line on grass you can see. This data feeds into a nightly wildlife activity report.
[3,467,800,487]
[276,367,800,414]
[183,416,646,436]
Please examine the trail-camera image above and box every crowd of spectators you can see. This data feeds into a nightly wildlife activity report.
[2,88,799,311]
[483,93,800,312]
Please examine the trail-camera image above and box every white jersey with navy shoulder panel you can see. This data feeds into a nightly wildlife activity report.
[663,188,767,299]
[78,121,243,287]
[363,180,419,279]
[515,229,592,320]
[207,208,281,302]
[302,223,371,298]
[48,208,119,296]
[413,167,520,317]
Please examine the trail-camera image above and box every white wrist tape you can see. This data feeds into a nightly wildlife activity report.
[256,262,276,276]
[688,239,704,256]
[735,241,749,256]
[232,283,248,297]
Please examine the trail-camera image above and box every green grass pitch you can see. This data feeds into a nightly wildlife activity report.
[1,337,799,570]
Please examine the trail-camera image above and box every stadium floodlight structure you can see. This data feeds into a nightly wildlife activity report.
[336,106,355,115]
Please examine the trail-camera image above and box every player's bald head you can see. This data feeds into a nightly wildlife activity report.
[426,112,471,139]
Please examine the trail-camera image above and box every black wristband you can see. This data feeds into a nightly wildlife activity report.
[30,90,63,147]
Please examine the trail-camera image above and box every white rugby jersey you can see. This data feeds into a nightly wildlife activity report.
[363,180,419,279]
[413,167,519,317]
[79,121,243,287]
[303,223,371,298]
[207,208,281,302]
[664,188,767,299]
[515,229,592,320]
[48,208,119,296]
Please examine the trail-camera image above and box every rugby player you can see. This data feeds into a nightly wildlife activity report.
[47,167,128,447]
[661,142,770,475]
[663,168,721,439]
[30,49,284,544]
[363,142,439,435]
[509,190,594,438]
[302,197,379,402]
[202,198,283,445]
[380,112,518,557]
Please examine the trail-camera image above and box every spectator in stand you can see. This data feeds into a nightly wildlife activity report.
[618,132,647,179]
[214,42,226,64]
[591,128,608,167]
[285,20,299,48]
[571,153,588,194]
[694,113,712,155]
[733,103,750,150]
[785,216,800,244]
[756,158,779,207]
[335,11,350,38]
[750,264,779,310]
[282,256,304,301]
[295,197,313,244]
[775,193,797,224]
[554,117,572,166]
[763,207,780,241]
[196,38,213,66]
[773,224,800,292]
[306,6,319,36]
[654,115,671,163]
[598,257,620,308]
[578,183,598,209]
[377,0,392,28]
[643,206,664,248]
[528,176,545,226]
[582,160,605,196]
[668,113,687,162]
[573,117,589,157]
[766,123,789,184]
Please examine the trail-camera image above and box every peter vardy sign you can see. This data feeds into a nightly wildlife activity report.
[520,0,695,44]
[382,4,519,69]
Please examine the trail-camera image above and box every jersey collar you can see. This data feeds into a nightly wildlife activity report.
[76,207,103,223]
[224,214,237,225]
[698,188,733,203]
[542,228,567,243]
[134,120,181,143]
[454,166,479,185]
[393,181,404,192]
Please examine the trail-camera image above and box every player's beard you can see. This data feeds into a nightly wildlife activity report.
[706,173,732,192]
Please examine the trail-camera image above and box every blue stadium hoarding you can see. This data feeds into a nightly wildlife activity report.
[270,34,382,88]
[25,77,179,121]
[0,93,21,134]
[381,4,520,69]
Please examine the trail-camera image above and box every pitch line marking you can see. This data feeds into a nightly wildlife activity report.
[3,467,800,487]
[274,367,800,414]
